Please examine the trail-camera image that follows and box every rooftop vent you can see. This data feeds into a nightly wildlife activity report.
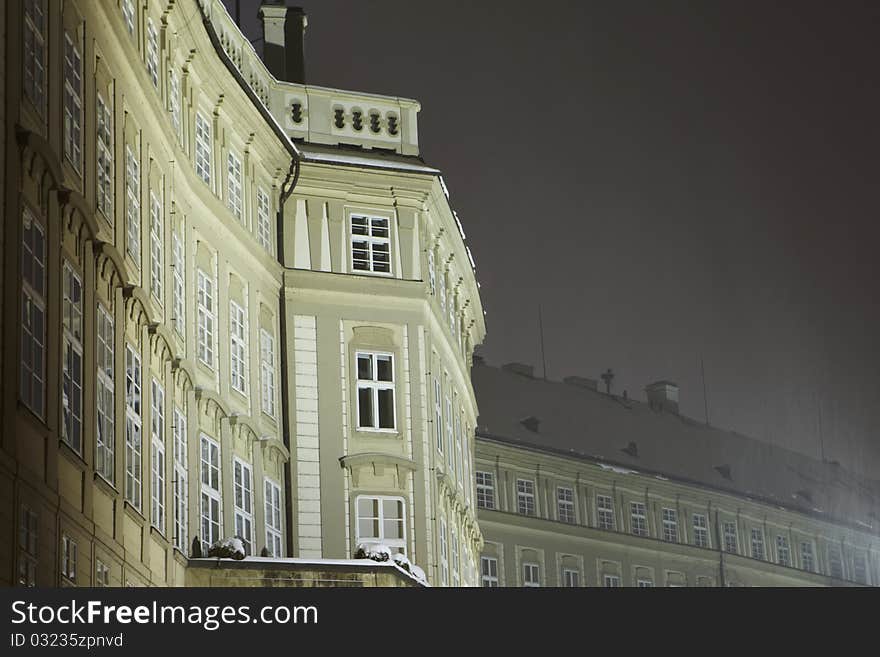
[622,441,639,458]
[503,362,534,378]
[714,464,732,481]
[520,416,540,432]
[646,380,679,414]
[563,376,598,390]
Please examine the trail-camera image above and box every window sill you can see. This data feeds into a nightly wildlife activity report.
[123,501,146,525]
[150,525,169,547]
[354,427,401,439]
[93,472,118,497]
[58,439,87,472]
[16,399,49,435]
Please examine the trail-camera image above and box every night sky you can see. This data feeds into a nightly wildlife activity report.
[225,1,880,476]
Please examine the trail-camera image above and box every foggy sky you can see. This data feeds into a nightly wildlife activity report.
[225,0,880,476]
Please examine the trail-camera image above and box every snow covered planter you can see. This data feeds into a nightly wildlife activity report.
[207,536,246,560]
[354,542,393,562]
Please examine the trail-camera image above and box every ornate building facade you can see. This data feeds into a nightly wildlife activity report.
[1,0,484,587]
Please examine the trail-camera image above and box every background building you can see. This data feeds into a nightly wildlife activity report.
[473,359,880,586]
[1,0,484,587]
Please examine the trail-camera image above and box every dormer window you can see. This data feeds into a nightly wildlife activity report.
[351,215,391,274]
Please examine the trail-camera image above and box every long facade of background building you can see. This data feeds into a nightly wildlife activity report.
[473,360,880,587]
[1,0,484,587]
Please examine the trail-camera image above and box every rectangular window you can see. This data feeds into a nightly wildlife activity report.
[62,263,84,454]
[172,407,187,552]
[356,496,406,554]
[476,471,495,510]
[662,508,678,542]
[97,94,114,222]
[260,330,276,417]
[18,506,38,588]
[168,68,181,140]
[61,534,77,584]
[149,193,163,303]
[264,478,283,558]
[229,301,248,395]
[96,304,115,482]
[463,433,472,505]
[776,535,791,567]
[439,269,447,312]
[596,495,615,530]
[200,435,222,552]
[20,208,46,418]
[63,33,83,171]
[351,215,391,274]
[454,410,463,488]
[23,0,46,115]
[516,479,536,516]
[481,556,498,587]
[124,344,142,510]
[692,513,709,548]
[227,151,243,221]
[450,528,460,586]
[631,502,649,537]
[603,574,620,588]
[445,394,455,475]
[523,562,540,587]
[196,269,215,367]
[171,231,185,337]
[195,112,212,185]
[723,521,738,554]
[828,544,843,579]
[637,578,654,588]
[125,146,141,265]
[433,377,443,454]
[800,541,815,573]
[750,527,765,561]
[150,379,165,532]
[146,19,158,88]
[562,568,579,587]
[95,560,110,587]
[256,188,272,253]
[427,249,436,296]
[557,487,575,524]
[439,519,448,586]
[121,0,135,34]
[853,552,867,585]
[233,459,254,555]
[355,352,395,430]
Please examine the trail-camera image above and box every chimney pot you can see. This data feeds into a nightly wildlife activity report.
[259,3,307,84]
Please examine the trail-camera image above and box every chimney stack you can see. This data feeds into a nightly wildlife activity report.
[259,2,307,84]
[646,381,679,414]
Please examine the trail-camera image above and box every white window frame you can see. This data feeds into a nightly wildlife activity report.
[662,508,678,542]
[168,67,181,140]
[433,377,443,454]
[799,540,814,573]
[194,112,213,186]
[63,32,83,171]
[603,574,620,588]
[637,578,654,588]
[171,231,185,337]
[124,344,142,510]
[450,528,460,586]
[61,534,77,583]
[172,406,187,552]
[439,518,448,586]
[631,502,649,537]
[196,269,215,367]
[19,506,38,588]
[146,18,158,88]
[522,562,540,587]
[481,556,498,587]
[828,544,843,579]
[557,486,575,524]
[439,267,447,312]
[264,478,283,557]
[23,0,47,116]
[150,378,165,532]
[125,146,141,265]
[750,527,766,561]
[445,393,455,474]
[62,262,84,454]
[229,300,248,396]
[21,207,46,419]
[260,329,276,417]
[516,478,536,516]
[256,187,272,253]
[692,513,709,548]
[427,248,436,296]
[776,535,791,567]
[96,304,115,482]
[853,551,868,584]
[723,521,738,554]
[96,94,114,222]
[350,214,391,275]
[149,192,163,303]
[121,0,135,34]
[233,458,254,555]
[476,471,495,510]
[596,494,615,530]
[562,568,579,587]
[454,409,463,489]
[95,559,110,587]
[199,434,222,552]
[227,151,243,222]
[355,351,396,431]
[355,495,406,554]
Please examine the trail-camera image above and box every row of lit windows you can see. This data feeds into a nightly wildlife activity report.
[438,515,475,587]
[433,372,474,503]
[474,470,873,584]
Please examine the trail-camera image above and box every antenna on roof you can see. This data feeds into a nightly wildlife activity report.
[538,304,547,380]
[700,355,710,425]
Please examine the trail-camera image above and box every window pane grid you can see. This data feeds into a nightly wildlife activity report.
[351,215,391,274]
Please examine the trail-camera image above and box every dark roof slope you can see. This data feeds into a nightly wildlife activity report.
[473,361,880,534]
